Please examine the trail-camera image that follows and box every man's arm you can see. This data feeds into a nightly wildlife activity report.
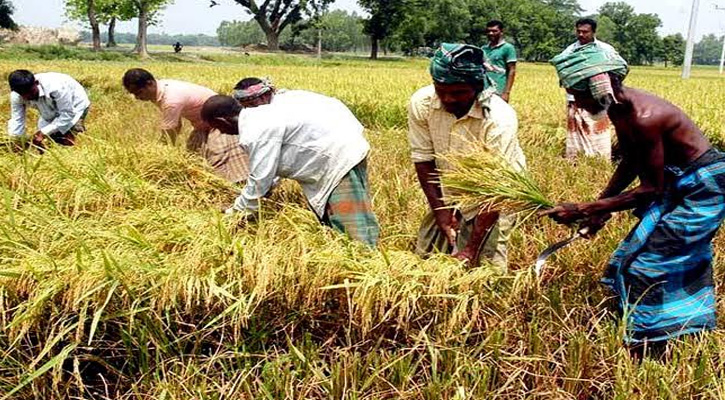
[544,132,664,223]
[230,125,284,214]
[39,90,80,136]
[414,161,457,244]
[502,62,516,102]
[7,92,27,138]
[160,102,184,145]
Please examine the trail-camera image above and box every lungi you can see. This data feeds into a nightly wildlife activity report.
[187,128,249,184]
[603,148,725,343]
[415,206,512,273]
[322,160,380,247]
[565,103,613,160]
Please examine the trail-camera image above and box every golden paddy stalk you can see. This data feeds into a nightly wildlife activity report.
[0,55,724,399]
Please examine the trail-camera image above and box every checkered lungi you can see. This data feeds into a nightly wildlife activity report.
[322,159,380,247]
[565,103,613,160]
[187,128,249,184]
[603,148,725,344]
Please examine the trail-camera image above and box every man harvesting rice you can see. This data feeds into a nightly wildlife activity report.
[408,43,527,270]
[122,68,249,184]
[7,69,90,152]
[200,93,380,247]
[544,43,725,349]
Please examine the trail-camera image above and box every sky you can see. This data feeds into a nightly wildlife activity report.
[12,0,725,39]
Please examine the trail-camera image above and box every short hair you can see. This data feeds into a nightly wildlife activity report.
[201,95,242,122]
[234,77,263,91]
[576,18,597,33]
[486,20,504,30]
[122,68,155,89]
[8,70,36,94]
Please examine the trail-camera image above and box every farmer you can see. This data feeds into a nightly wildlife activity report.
[231,77,279,108]
[122,68,249,184]
[200,93,380,246]
[7,69,90,151]
[481,20,517,102]
[408,43,527,271]
[561,18,619,160]
[544,44,725,350]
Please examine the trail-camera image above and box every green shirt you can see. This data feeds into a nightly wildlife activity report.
[481,41,517,95]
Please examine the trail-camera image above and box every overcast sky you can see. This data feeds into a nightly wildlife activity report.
[12,0,725,39]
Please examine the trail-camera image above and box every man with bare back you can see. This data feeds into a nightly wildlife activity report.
[544,44,725,349]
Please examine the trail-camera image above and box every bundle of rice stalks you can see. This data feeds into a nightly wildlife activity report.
[440,149,554,216]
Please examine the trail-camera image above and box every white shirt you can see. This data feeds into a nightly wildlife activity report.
[562,40,618,102]
[233,90,369,217]
[8,72,91,137]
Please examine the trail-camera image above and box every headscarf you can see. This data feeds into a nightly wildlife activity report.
[232,77,275,101]
[430,43,487,85]
[550,42,628,107]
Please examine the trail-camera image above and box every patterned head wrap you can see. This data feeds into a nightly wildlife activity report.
[551,43,628,107]
[232,77,275,101]
[430,43,486,85]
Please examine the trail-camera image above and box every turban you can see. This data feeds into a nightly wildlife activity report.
[551,43,628,107]
[232,77,275,101]
[430,43,486,85]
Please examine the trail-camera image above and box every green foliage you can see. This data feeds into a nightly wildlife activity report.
[0,45,135,61]
[597,2,662,65]
[660,33,685,68]
[0,0,16,30]
[694,34,724,66]
[358,0,410,58]
[81,30,220,46]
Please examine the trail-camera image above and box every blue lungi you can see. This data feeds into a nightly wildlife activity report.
[603,148,725,344]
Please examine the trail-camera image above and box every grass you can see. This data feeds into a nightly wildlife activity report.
[0,48,724,399]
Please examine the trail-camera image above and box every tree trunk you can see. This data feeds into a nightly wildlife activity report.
[370,37,379,60]
[264,30,280,51]
[107,16,117,47]
[87,0,101,51]
[135,6,149,58]
[317,28,322,59]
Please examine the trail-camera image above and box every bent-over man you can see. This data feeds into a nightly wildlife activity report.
[409,43,527,271]
[545,43,725,349]
[7,69,90,151]
[122,68,248,184]
[201,92,380,246]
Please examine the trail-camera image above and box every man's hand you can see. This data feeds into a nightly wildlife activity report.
[31,131,46,154]
[434,208,459,245]
[579,213,611,238]
[539,202,586,225]
[501,92,510,103]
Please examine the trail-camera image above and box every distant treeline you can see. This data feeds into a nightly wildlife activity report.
[80,31,220,47]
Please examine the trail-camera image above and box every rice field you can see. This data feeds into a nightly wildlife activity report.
[1,53,725,399]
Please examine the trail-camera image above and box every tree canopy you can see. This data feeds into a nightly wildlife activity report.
[0,0,17,30]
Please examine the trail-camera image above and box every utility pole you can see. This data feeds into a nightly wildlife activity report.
[716,5,725,74]
[682,0,701,79]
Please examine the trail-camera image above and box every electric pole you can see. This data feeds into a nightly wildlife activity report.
[716,5,725,74]
[682,0,701,79]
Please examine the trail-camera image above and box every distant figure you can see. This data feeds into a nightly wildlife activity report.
[173,42,183,53]
[122,68,249,184]
[561,18,619,160]
[481,20,517,103]
[201,92,380,247]
[7,69,90,152]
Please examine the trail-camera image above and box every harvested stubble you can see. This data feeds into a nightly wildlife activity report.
[1,57,725,399]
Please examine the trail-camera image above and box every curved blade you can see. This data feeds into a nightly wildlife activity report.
[534,227,589,277]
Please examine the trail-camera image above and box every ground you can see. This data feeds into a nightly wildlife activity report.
[1,50,725,399]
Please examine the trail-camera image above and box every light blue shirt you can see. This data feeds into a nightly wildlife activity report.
[7,72,90,137]
[232,90,369,217]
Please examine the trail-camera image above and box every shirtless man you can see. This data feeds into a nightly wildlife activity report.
[544,49,725,350]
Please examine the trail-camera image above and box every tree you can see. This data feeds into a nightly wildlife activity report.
[213,0,334,51]
[0,0,17,30]
[120,0,173,57]
[694,34,724,65]
[358,0,409,59]
[660,33,684,67]
[66,0,102,50]
[597,2,662,65]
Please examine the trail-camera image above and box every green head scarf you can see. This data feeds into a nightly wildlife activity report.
[550,42,629,91]
[430,43,486,85]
